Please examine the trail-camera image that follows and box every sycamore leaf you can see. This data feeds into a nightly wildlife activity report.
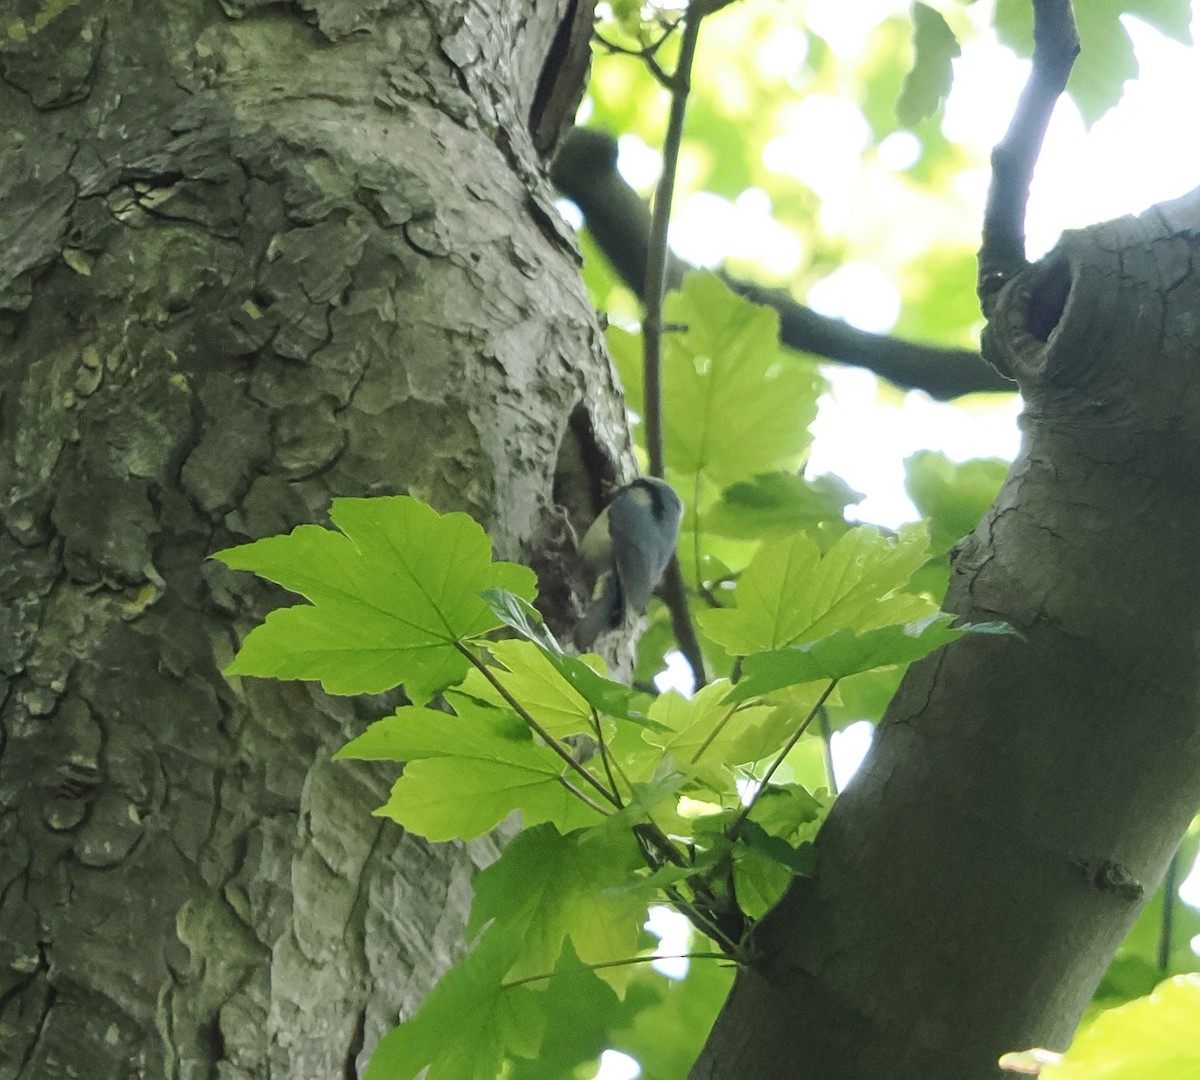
[336,698,602,839]
[897,3,962,126]
[480,588,563,652]
[468,823,651,994]
[744,783,826,848]
[725,615,1015,701]
[993,0,1190,126]
[1041,974,1200,1080]
[335,701,524,760]
[720,800,822,922]
[665,273,825,486]
[731,841,794,920]
[214,496,536,701]
[506,941,660,1080]
[737,820,815,874]
[699,524,934,656]
[641,682,775,771]
[539,651,658,726]
[705,471,862,541]
[905,451,1007,557]
[610,954,735,1078]
[363,930,545,1080]
[610,272,825,488]
[462,640,594,739]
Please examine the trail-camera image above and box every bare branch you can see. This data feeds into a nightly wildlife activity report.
[552,127,1013,400]
[978,0,1079,313]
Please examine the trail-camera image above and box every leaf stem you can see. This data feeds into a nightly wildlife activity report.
[663,884,745,959]
[589,708,624,808]
[556,775,611,816]
[818,703,838,794]
[728,679,839,841]
[642,3,701,477]
[501,950,732,989]
[456,644,620,808]
[690,701,740,765]
[640,0,709,690]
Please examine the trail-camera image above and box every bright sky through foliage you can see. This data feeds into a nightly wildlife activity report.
[593,13,1200,1069]
[809,5,1200,525]
[646,3,1200,528]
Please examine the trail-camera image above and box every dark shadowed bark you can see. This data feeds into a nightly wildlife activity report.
[0,0,614,1075]
[691,194,1200,1079]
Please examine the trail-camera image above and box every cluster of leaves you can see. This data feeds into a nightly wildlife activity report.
[215,272,1013,1077]
[217,0,1200,1069]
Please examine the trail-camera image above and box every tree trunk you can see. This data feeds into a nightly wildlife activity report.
[691,196,1200,1078]
[0,1,610,1076]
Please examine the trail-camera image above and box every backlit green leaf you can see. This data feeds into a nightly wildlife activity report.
[1043,974,1200,1080]
[215,496,535,701]
[699,524,934,656]
[468,823,651,994]
[338,698,604,839]
[897,3,961,126]
[363,930,545,1080]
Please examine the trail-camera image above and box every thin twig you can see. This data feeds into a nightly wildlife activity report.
[818,703,838,794]
[501,950,733,989]
[690,701,740,764]
[1159,849,1179,971]
[728,679,839,840]
[456,644,620,808]
[589,708,624,808]
[551,132,1013,400]
[556,774,612,816]
[978,0,1079,312]
[639,2,709,690]
[662,557,707,687]
[642,7,702,476]
[663,884,745,958]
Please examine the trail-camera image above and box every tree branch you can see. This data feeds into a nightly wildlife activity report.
[977,0,1079,314]
[552,127,1014,400]
[637,3,710,689]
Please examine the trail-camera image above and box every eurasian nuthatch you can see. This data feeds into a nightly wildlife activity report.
[574,476,683,648]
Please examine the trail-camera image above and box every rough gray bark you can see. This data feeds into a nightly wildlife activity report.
[691,193,1200,1078]
[0,0,617,1076]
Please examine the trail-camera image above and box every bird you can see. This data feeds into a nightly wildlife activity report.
[574,476,683,649]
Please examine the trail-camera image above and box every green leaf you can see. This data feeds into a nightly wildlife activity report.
[744,782,825,839]
[622,272,825,487]
[897,3,962,126]
[363,930,545,1080]
[905,451,1008,558]
[460,640,659,733]
[480,588,563,652]
[725,614,1014,701]
[214,496,536,701]
[737,818,816,875]
[1043,975,1200,1080]
[462,640,594,739]
[611,954,735,1079]
[730,839,796,919]
[468,823,651,994]
[337,698,603,839]
[642,682,776,771]
[539,651,659,726]
[992,0,1191,126]
[506,942,660,1080]
[335,701,525,761]
[1067,1,1137,127]
[705,472,862,541]
[1124,0,1192,44]
[699,524,934,656]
